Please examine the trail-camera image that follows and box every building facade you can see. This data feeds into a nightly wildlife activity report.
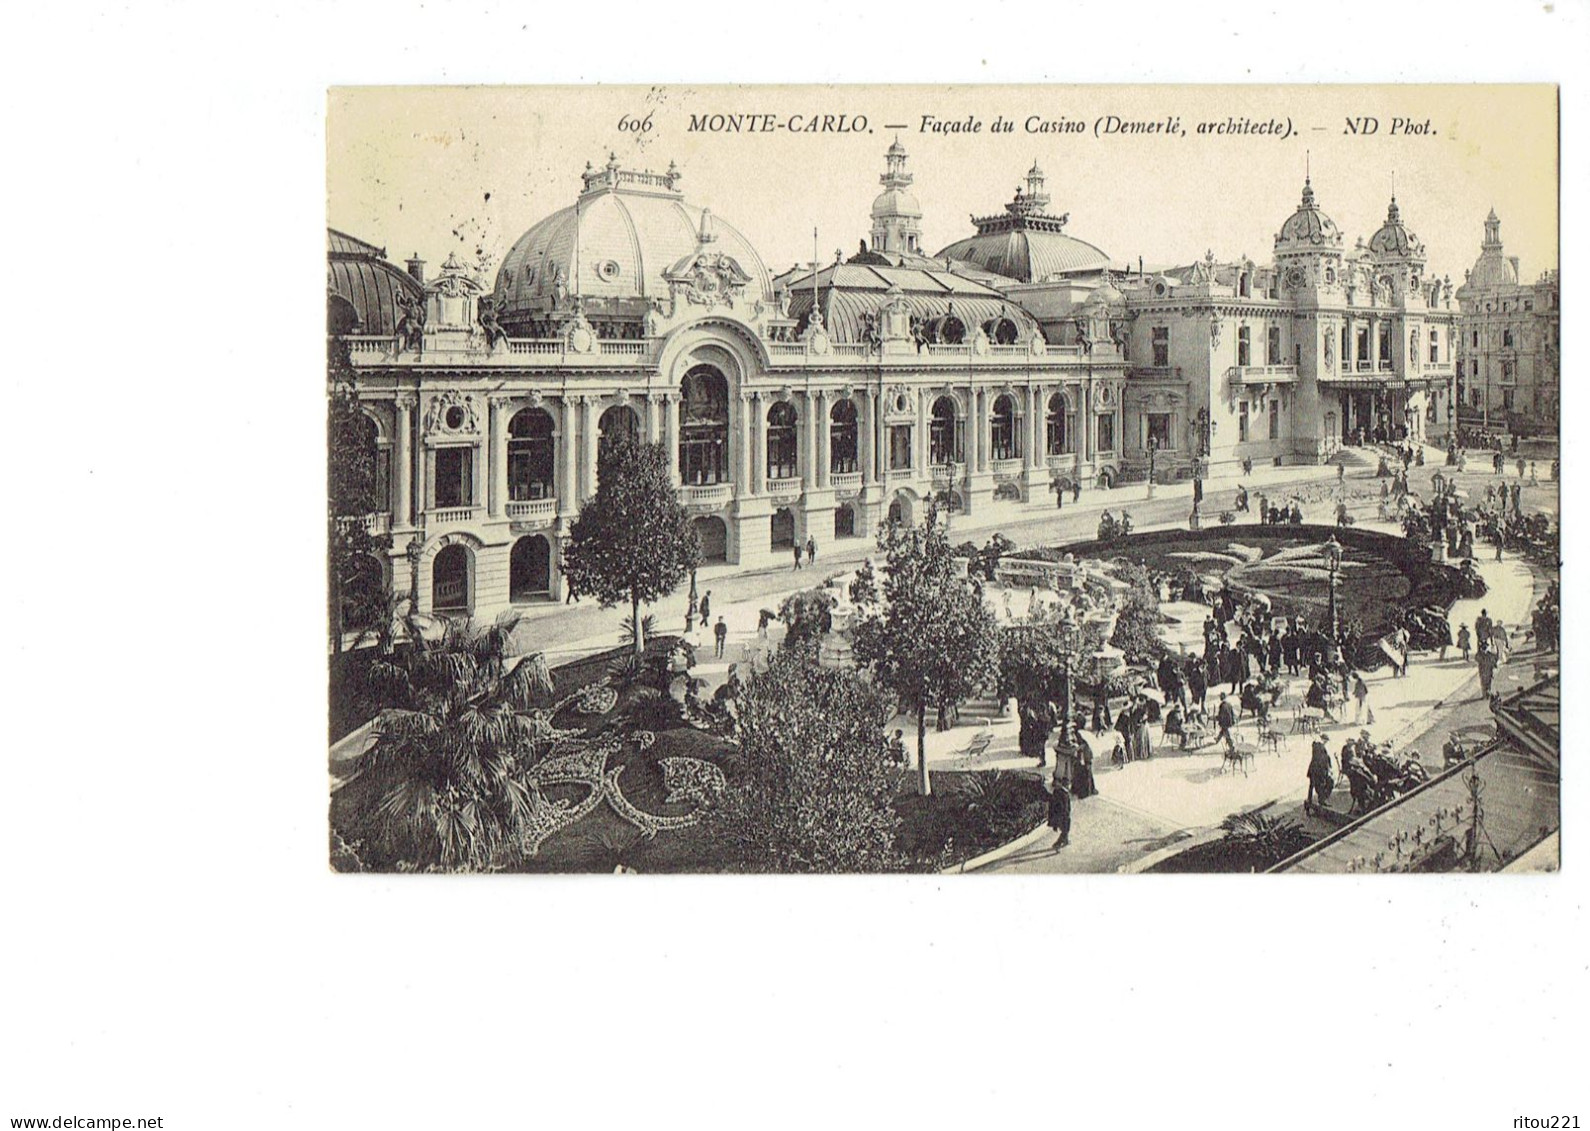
[329,145,1468,624]
[1454,209,1560,436]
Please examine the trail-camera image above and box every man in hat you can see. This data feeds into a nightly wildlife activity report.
[1307,736,1335,811]
[1215,692,1237,753]
[1047,774,1072,851]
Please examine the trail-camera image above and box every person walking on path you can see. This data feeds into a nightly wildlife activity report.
[1351,670,1373,725]
[699,591,711,624]
[1491,620,1511,664]
[1307,737,1335,811]
[713,615,728,659]
[1457,623,1472,663]
[1047,776,1072,851]
[1477,643,1498,700]
[1215,693,1237,754]
[805,535,817,565]
[1392,626,1411,678]
[792,542,803,570]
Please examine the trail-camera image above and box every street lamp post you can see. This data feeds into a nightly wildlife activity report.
[1324,535,1344,640]
[1146,434,1159,499]
[1054,617,1082,771]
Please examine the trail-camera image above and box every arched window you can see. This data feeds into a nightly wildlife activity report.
[766,401,798,480]
[598,404,639,465]
[984,316,1019,345]
[680,366,730,486]
[432,545,471,613]
[694,516,728,562]
[991,394,1020,461]
[770,507,796,549]
[833,503,856,539]
[355,414,391,514]
[930,396,961,465]
[507,409,555,501]
[1046,393,1070,456]
[829,398,858,474]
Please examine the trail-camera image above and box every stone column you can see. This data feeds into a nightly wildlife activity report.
[559,396,579,514]
[394,395,414,525]
[915,391,928,473]
[488,396,508,518]
[644,393,659,443]
[424,449,437,512]
[582,396,600,502]
[804,390,821,487]
[969,387,983,472]
[749,391,765,490]
[815,389,830,487]
[860,390,876,486]
[665,393,681,485]
[1029,386,1044,467]
[735,392,753,489]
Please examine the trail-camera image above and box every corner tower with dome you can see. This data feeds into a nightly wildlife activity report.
[1454,209,1559,436]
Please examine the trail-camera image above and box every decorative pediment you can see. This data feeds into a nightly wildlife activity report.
[665,250,753,311]
[883,385,916,423]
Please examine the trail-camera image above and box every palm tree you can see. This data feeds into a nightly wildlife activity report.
[339,612,558,870]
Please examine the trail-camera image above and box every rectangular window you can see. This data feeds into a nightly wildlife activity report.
[1430,329,1440,364]
[1379,328,1392,366]
[889,425,912,471]
[1152,326,1169,368]
[434,447,473,509]
[1503,329,1514,349]
[1267,326,1281,365]
[1237,326,1251,367]
[1502,389,1515,412]
[1146,413,1172,449]
[1472,330,1479,348]
[1095,415,1115,454]
[1238,401,1250,443]
[1269,400,1280,440]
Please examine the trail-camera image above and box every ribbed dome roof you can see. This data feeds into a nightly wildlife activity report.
[493,160,771,318]
[1465,251,1520,290]
[1367,197,1424,258]
[872,187,922,220]
[1274,178,1342,252]
[938,227,1111,283]
[327,228,422,335]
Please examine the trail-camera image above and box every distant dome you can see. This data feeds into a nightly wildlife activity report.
[493,158,771,323]
[1274,177,1343,252]
[1367,196,1424,259]
[872,187,922,221]
[936,167,1110,283]
[1459,209,1520,292]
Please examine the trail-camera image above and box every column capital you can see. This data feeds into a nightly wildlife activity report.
[394,392,419,412]
[487,391,516,408]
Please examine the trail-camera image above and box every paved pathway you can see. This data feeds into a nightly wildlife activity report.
[974,526,1546,873]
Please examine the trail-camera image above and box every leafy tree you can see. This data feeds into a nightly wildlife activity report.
[777,587,835,654]
[1108,561,1166,663]
[563,433,700,656]
[327,338,392,651]
[851,500,1000,795]
[336,613,557,870]
[707,648,903,873]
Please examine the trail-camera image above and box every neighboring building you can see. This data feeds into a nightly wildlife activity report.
[326,145,1467,622]
[330,146,1124,619]
[934,173,1459,479]
[1454,209,1560,436]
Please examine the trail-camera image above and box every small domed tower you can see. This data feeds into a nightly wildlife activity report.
[1273,174,1345,300]
[1367,193,1428,302]
[870,138,923,256]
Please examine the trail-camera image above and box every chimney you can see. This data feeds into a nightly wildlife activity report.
[406,254,426,285]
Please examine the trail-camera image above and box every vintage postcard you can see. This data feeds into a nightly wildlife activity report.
[326,84,1559,874]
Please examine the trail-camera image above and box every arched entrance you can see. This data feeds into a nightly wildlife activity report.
[694,516,728,563]
[432,544,471,614]
[886,491,916,528]
[771,507,796,550]
[930,396,960,465]
[509,535,552,602]
[834,503,856,539]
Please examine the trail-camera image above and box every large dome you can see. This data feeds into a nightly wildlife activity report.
[1460,209,1520,292]
[493,157,772,323]
[327,228,422,336]
[939,225,1111,283]
[1274,177,1343,252]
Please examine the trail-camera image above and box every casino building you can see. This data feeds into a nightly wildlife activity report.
[329,144,1459,621]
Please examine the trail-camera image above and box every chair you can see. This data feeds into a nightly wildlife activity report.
[960,731,994,760]
[1257,719,1285,757]
[1222,744,1253,777]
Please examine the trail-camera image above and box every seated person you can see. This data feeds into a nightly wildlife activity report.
[1164,702,1187,747]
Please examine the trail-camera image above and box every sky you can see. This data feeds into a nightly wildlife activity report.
[328,84,1558,290]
